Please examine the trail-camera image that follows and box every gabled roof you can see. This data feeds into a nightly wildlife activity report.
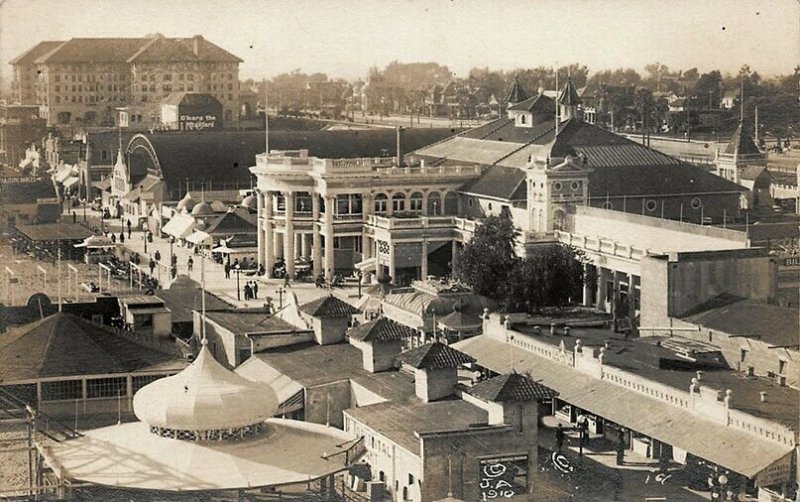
[467,373,557,402]
[739,165,769,181]
[507,93,556,114]
[557,77,582,106]
[724,122,763,156]
[0,313,180,382]
[504,76,529,104]
[300,295,359,319]
[458,165,526,200]
[348,317,414,343]
[202,210,256,236]
[34,38,150,64]
[396,342,475,370]
[9,41,64,65]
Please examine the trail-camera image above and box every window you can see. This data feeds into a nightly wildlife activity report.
[427,192,441,215]
[275,193,286,211]
[163,74,172,81]
[392,193,406,212]
[374,194,388,214]
[86,377,126,399]
[553,182,562,191]
[571,181,580,191]
[408,474,414,484]
[691,197,702,209]
[295,192,312,213]
[645,199,657,212]
[409,192,423,212]
[602,201,613,210]
[41,380,82,401]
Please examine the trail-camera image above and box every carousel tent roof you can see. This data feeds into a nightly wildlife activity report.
[133,342,278,431]
[240,194,258,210]
[47,419,356,491]
[437,310,483,331]
[190,201,214,216]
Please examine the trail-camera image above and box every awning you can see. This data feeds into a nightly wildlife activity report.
[63,176,80,189]
[212,243,255,254]
[93,177,112,191]
[161,214,195,239]
[54,165,75,183]
[74,235,117,249]
[186,230,213,245]
[354,257,376,272]
[453,335,794,480]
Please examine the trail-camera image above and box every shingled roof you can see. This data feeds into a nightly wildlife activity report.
[0,313,181,383]
[397,342,475,370]
[348,317,414,342]
[504,76,529,104]
[458,165,526,200]
[0,179,57,205]
[724,121,763,156]
[9,41,64,65]
[467,373,557,402]
[300,295,359,319]
[557,77,582,106]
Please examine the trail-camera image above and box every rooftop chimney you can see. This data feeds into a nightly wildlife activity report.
[746,366,755,377]
[695,370,703,381]
[192,35,203,56]
[759,391,767,403]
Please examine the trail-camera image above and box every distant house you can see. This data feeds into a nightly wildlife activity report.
[721,90,738,109]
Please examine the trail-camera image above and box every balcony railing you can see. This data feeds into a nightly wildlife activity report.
[367,214,458,230]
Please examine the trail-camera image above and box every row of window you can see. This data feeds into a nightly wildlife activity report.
[55,84,126,93]
[273,191,459,216]
[54,95,127,104]
[54,73,127,83]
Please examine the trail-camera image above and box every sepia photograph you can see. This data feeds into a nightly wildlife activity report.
[0,0,798,500]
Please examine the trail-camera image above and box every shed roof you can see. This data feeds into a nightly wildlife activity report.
[0,179,57,205]
[16,223,93,242]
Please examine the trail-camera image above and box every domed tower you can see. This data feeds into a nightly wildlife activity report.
[176,192,197,212]
[240,193,258,211]
[133,339,278,441]
[191,200,214,217]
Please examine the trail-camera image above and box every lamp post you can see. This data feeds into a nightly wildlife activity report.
[277,286,285,309]
[143,223,148,254]
[717,474,728,502]
[234,264,241,301]
[356,269,363,298]
[169,235,175,267]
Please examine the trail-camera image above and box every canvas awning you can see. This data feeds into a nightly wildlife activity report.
[453,335,795,481]
[54,164,75,183]
[162,214,195,239]
[212,243,255,254]
[74,235,117,249]
[62,176,80,189]
[354,257,376,272]
[93,177,112,191]
[186,230,213,245]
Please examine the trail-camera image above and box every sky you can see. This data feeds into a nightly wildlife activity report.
[1,0,798,85]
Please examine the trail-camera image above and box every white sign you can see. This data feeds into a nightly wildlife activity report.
[119,110,129,128]
[755,453,792,487]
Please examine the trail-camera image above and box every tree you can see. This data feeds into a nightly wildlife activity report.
[504,245,587,313]
[455,215,518,300]
[690,70,723,110]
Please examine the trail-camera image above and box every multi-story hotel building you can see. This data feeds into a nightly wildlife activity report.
[9,34,241,128]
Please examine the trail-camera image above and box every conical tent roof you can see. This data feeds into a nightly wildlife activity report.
[504,76,529,104]
[176,192,197,211]
[133,342,278,431]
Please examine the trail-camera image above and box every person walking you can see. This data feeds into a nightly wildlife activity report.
[555,424,565,453]
[252,281,258,299]
[243,282,252,301]
[283,274,291,288]
[616,434,626,466]
[119,232,125,244]
[126,219,132,239]
[110,233,117,244]
[149,257,156,275]
[187,257,193,273]
[170,264,177,279]
[154,250,161,262]
[224,262,231,279]
[72,211,77,224]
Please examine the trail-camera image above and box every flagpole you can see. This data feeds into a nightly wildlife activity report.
[264,79,269,156]
[201,251,207,343]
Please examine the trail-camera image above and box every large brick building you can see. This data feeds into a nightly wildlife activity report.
[9,34,242,128]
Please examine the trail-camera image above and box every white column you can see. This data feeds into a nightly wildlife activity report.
[420,239,428,279]
[301,233,311,259]
[362,193,372,262]
[596,267,607,311]
[324,195,335,280]
[284,191,295,278]
[312,193,322,277]
[375,239,384,280]
[388,241,396,284]
[582,263,592,306]
[264,191,275,274]
[256,190,265,268]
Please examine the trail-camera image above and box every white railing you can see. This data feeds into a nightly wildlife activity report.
[556,231,649,261]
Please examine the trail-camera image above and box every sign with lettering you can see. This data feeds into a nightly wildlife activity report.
[782,256,800,267]
[479,456,527,500]
[755,453,791,487]
[179,114,218,131]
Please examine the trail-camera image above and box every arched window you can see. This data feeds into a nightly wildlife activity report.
[553,209,566,230]
[427,192,441,215]
[392,193,406,213]
[409,192,423,213]
[295,192,312,213]
[374,194,388,215]
[444,192,458,215]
